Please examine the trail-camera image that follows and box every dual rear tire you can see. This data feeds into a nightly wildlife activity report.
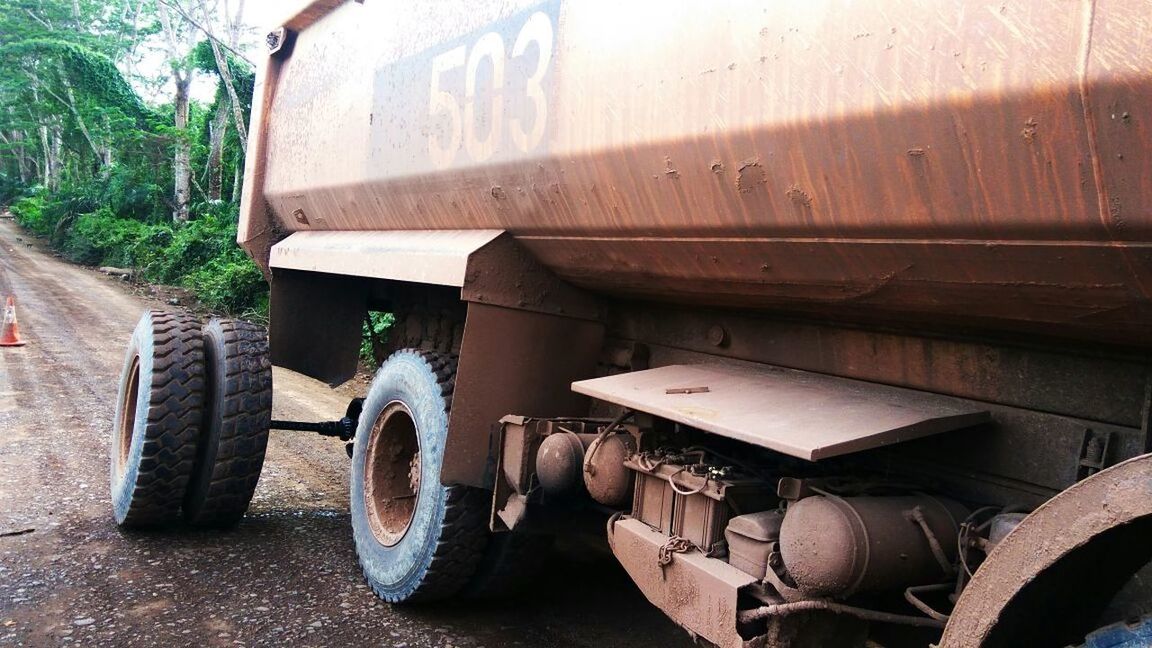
[110,311,271,528]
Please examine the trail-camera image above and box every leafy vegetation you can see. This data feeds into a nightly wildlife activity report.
[361,312,397,369]
[1,1,392,364]
[0,0,266,317]
[10,196,265,315]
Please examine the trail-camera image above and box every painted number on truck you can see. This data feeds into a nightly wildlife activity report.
[427,11,555,168]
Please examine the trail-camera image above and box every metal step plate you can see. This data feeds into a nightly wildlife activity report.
[572,364,990,461]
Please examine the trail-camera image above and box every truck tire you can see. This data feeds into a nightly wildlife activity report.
[942,453,1152,647]
[110,311,204,528]
[183,319,272,527]
[1077,616,1152,648]
[350,350,489,603]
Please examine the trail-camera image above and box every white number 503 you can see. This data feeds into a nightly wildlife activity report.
[427,11,553,169]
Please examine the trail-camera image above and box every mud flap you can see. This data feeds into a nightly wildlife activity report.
[443,303,602,488]
[269,269,367,386]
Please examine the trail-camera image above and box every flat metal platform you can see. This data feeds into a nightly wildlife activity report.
[572,364,990,461]
[269,230,504,286]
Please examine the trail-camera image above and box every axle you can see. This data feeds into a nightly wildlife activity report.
[269,398,364,442]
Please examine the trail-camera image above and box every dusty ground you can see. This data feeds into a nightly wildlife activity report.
[0,218,693,648]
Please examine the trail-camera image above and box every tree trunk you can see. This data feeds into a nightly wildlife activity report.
[53,68,105,173]
[206,101,229,200]
[158,2,195,222]
[172,75,191,221]
[199,0,248,151]
[39,125,57,190]
[231,158,242,203]
[102,115,114,168]
[45,123,63,191]
[3,130,31,184]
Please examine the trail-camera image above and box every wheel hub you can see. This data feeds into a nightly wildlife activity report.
[364,401,421,547]
[115,357,141,476]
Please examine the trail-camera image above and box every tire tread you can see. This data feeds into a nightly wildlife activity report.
[118,311,205,527]
[184,319,272,527]
[362,349,490,603]
[1077,615,1152,648]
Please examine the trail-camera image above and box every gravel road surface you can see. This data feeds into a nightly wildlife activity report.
[0,218,693,648]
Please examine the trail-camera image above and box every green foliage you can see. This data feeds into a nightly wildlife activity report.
[149,208,237,282]
[102,165,166,221]
[13,186,268,316]
[1,0,266,319]
[184,244,268,316]
[0,174,19,205]
[61,207,157,266]
[0,39,152,124]
[10,194,49,235]
[361,312,396,368]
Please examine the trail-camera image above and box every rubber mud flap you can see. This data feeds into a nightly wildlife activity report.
[351,350,489,603]
[110,311,205,528]
[184,318,272,527]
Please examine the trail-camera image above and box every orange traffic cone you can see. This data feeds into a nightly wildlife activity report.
[0,296,27,347]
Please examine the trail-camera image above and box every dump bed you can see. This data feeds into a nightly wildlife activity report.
[240,0,1152,348]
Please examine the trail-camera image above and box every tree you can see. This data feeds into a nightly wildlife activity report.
[186,0,252,202]
[0,2,154,197]
[0,0,256,218]
[0,0,266,317]
[155,0,197,221]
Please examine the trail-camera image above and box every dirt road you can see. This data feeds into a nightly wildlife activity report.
[0,219,691,648]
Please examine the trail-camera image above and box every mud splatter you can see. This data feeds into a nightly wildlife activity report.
[736,159,767,194]
[786,185,813,207]
[1021,118,1038,143]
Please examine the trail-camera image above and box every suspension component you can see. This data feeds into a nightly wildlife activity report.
[270,398,364,441]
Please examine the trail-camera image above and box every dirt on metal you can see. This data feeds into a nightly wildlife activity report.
[940,453,1152,647]
[244,0,1152,350]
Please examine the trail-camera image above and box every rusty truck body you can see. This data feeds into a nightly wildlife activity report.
[232,1,1152,645]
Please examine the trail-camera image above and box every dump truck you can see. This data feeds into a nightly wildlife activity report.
[108,1,1152,646]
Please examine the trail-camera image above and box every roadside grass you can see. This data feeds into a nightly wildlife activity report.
[7,188,391,367]
[9,191,268,318]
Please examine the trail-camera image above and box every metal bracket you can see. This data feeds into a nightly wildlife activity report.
[1076,427,1113,481]
[266,28,296,58]
[776,477,816,502]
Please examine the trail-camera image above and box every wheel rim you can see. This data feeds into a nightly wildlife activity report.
[115,356,141,476]
[942,453,1152,647]
[364,401,421,547]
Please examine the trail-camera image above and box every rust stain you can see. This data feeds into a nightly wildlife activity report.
[243,0,1152,350]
